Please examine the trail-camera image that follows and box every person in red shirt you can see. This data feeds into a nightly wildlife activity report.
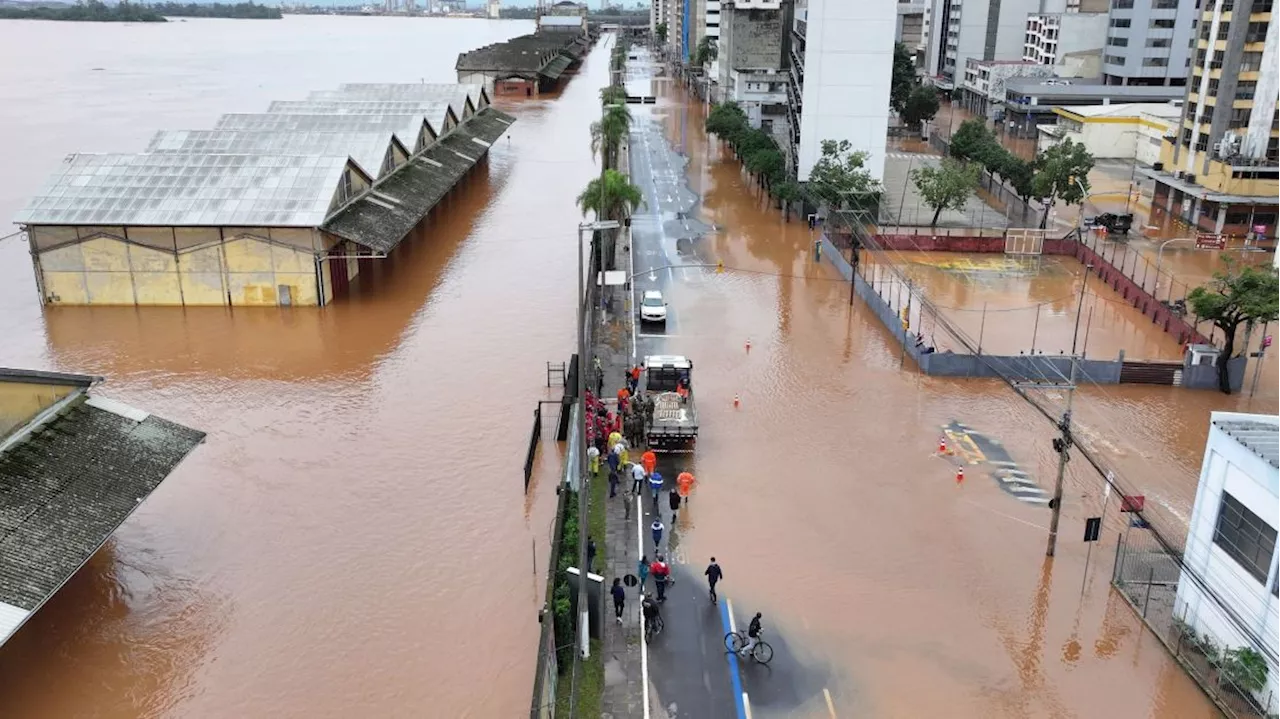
[650,555,671,602]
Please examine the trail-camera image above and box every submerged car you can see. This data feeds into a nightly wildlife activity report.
[639,290,668,323]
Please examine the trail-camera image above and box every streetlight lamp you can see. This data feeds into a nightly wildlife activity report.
[1153,237,1195,293]
[573,218,619,666]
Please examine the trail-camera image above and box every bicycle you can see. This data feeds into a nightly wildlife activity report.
[724,629,773,664]
[644,613,664,642]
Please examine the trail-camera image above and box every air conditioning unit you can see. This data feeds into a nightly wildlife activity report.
[1174,170,1185,179]
[1153,162,1164,171]
[1185,173,1197,184]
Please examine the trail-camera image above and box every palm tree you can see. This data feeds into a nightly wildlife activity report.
[589,104,632,170]
[577,169,644,270]
[600,85,628,107]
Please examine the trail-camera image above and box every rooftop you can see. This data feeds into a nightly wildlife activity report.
[14,153,356,228]
[323,108,514,252]
[267,100,459,135]
[146,129,409,179]
[1004,78,1184,100]
[1211,413,1279,469]
[0,368,204,644]
[455,32,585,74]
[325,82,489,112]
[1055,102,1183,121]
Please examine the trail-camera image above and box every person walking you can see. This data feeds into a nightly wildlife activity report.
[650,517,664,549]
[614,440,630,468]
[587,445,600,475]
[608,467,619,498]
[608,429,623,451]
[641,449,657,478]
[587,538,597,572]
[651,555,670,602]
[648,471,664,514]
[611,578,626,623]
[705,557,723,604]
[637,555,650,591]
[606,445,621,477]
[630,461,646,496]
[668,488,682,524]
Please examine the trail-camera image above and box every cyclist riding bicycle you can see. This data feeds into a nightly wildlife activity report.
[739,612,763,657]
[642,594,662,637]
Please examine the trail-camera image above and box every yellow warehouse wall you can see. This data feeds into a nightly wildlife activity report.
[0,381,78,441]
[35,232,321,307]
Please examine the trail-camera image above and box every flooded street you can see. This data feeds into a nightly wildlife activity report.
[626,52,1272,717]
[0,18,1271,717]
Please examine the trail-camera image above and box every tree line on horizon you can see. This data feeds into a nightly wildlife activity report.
[0,0,281,22]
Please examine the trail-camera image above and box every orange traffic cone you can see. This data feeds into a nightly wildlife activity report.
[955,467,964,485]
[938,437,948,454]
[733,394,740,408]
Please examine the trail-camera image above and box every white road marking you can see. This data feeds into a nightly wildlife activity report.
[962,499,1047,530]
[727,598,738,633]
[743,692,753,719]
[637,493,652,719]
[824,688,838,718]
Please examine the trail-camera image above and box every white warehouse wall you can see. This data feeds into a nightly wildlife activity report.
[797,0,894,182]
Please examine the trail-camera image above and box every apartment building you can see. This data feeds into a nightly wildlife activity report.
[1101,0,1199,86]
[706,0,722,80]
[925,0,1044,89]
[1144,0,1278,238]
[1023,11,1108,73]
[899,1,928,49]
[787,0,894,181]
[717,0,789,122]
[959,59,1053,118]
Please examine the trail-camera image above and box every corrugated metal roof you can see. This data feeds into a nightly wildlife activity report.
[146,130,405,179]
[0,601,30,645]
[542,54,573,80]
[332,82,487,110]
[14,152,351,227]
[539,15,583,25]
[1213,417,1280,469]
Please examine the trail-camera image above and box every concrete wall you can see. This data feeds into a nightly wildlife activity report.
[0,381,78,441]
[726,6,784,71]
[797,0,893,182]
[30,226,324,307]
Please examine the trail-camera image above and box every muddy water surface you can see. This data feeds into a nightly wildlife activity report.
[0,16,594,718]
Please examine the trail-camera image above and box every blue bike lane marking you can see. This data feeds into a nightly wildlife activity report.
[719,597,748,719]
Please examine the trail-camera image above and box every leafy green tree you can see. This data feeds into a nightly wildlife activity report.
[901,84,940,128]
[1000,153,1036,213]
[1221,646,1270,695]
[694,36,718,67]
[911,158,980,227]
[705,102,748,137]
[1187,263,1280,394]
[589,104,632,170]
[656,22,668,44]
[949,119,998,163]
[1030,138,1094,228]
[807,139,882,210]
[774,181,801,218]
[890,42,916,114]
[745,146,784,184]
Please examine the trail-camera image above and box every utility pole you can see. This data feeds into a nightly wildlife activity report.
[1046,264,1090,557]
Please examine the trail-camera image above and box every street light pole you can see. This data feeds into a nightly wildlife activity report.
[1154,237,1194,293]
[1046,263,1089,557]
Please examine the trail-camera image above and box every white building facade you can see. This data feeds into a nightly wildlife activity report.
[1023,12,1108,69]
[1175,412,1279,715]
[924,0,1043,89]
[1101,0,1198,86]
[790,0,894,182]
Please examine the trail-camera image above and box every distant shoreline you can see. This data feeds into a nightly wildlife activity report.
[0,1,283,22]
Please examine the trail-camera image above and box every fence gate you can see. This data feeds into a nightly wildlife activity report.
[1119,361,1184,386]
[1005,229,1046,255]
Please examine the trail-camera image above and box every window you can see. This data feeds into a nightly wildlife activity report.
[1110,17,1131,28]
[1213,493,1277,585]
[1144,57,1169,66]
[1229,107,1251,128]
[1154,0,1178,7]
[1236,81,1257,99]
[1113,0,1134,7]
[1151,18,1176,29]
[1246,21,1268,43]
[1108,35,1129,46]
[1105,54,1127,65]
[1147,38,1171,48]
[1242,51,1264,71]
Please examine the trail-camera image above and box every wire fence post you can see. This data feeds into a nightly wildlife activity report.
[1031,304,1041,355]
[1142,566,1155,618]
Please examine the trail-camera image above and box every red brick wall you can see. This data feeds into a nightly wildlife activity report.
[1073,242,1211,346]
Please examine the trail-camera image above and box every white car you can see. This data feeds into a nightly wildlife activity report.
[639,290,668,323]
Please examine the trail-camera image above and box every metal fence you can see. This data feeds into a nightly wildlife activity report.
[525,404,543,492]
[1113,529,1278,719]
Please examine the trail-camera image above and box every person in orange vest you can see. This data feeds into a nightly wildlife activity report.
[676,471,695,502]
[641,449,657,477]
[617,386,630,414]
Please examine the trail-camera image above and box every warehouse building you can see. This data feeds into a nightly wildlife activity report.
[14,84,513,308]
[455,31,589,96]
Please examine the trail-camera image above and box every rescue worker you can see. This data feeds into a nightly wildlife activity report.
[668,487,682,523]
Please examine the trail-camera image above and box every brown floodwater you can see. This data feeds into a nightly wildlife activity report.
[0,19,1271,718]
[640,68,1274,716]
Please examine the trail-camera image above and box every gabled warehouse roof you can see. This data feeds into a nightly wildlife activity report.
[324,108,514,252]
[215,113,434,151]
[541,54,574,80]
[267,100,459,138]
[14,153,359,227]
[146,129,410,180]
